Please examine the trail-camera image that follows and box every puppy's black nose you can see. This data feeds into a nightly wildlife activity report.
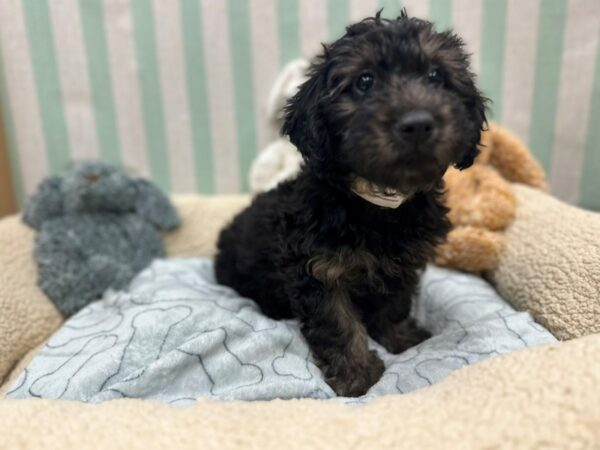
[397,110,435,144]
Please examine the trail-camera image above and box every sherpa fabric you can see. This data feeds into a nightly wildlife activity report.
[7,259,555,404]
[490,184,600,340]
[1,334,600,449]
[0,214,63,384]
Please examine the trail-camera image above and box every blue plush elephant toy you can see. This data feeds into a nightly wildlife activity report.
[23,161,180,317]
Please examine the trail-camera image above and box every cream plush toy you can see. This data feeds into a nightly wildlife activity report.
[249,60,307,193]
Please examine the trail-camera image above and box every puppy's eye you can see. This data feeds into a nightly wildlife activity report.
[428,68,443,85]
[355,73,374,92]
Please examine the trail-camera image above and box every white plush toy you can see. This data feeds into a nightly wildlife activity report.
[249,59,308,194]
[249,140,304,194]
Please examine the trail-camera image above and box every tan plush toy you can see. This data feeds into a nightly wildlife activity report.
[435,124,548,272]
[250,59,548,273]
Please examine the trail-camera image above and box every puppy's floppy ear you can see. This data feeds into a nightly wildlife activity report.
[281,60,331,163]
[455,89,488,170]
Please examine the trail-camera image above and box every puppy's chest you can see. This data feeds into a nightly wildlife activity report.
[308,245,403,290]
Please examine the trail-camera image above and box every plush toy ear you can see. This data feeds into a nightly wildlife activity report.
[134,179,180,231]
[22,176,64,229]
[281,60,332,166]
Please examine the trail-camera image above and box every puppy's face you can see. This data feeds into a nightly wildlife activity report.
[283,13,487,194]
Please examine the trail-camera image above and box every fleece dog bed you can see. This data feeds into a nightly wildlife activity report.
[7,260,555,404]
[1,186,600,448]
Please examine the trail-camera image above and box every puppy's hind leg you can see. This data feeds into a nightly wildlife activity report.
[297,287,385,397]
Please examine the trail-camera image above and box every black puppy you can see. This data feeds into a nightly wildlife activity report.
[216,11,487,397]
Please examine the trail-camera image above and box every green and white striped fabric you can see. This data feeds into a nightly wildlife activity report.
[0,0,598,209]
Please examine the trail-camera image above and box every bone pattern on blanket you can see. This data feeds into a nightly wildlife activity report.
[7,259,555,404]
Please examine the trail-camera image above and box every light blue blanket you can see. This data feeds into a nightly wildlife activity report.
[8,259,556,405]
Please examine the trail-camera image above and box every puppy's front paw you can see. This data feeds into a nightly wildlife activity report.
[382,318,431,354]
[323,350,384,397]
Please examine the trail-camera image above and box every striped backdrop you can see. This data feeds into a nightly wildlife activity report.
[0,0,599,209]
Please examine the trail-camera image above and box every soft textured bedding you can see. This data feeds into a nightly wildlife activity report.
[1,187,599,449]
[7,258,556,404]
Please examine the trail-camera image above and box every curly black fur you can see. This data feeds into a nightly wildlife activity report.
[216,11,487,397]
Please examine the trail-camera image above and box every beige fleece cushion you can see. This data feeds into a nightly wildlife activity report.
[0,215,62,383]
[1,334,599,449]
[164,194,250,257]
[490,184,600,340]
